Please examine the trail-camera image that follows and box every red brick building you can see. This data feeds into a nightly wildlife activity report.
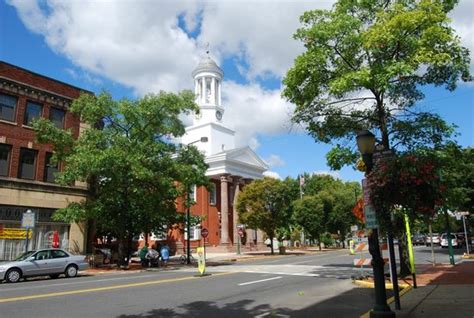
[0,61,90,260]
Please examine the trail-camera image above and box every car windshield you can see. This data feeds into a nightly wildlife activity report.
[441,234,456,239]
[15,251,36,261]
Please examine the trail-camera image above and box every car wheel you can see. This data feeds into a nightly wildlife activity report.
[50,274,60,279]
[6,268,22,283]
[65,265,78,278]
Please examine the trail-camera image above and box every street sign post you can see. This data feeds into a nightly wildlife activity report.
[364,205,378,229]
[22,210,35,228]
[457,212,470,255]
[197,246,206,275]
[22,209,35,253]
[201,228,209,261]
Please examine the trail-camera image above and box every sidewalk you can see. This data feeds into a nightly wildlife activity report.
[388,260,474,317]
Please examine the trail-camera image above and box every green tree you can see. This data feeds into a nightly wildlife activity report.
[33,91,209,265]
[283,0,470,273]
[283,0,470,166]
[293,195,326,250]
[236,177,294,254]
[301,174,360,247]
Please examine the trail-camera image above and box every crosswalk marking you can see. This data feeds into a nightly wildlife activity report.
[238,276,282,286]
[178,264,361,279]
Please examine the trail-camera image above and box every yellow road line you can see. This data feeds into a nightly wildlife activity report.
[0,272,235,303]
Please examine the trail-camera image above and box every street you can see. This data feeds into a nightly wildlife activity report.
[0,246,465,318]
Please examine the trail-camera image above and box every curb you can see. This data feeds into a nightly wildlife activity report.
[353,280,410,290]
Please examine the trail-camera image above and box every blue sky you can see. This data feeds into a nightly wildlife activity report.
[1,1,472,182]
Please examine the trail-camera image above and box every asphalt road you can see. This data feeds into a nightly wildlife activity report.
[0,246,465,318]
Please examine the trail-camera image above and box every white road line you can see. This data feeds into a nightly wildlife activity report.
[238,276,283,286]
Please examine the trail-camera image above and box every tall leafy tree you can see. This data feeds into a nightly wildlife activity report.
[283,0,470,272]
[236,177,294,254]
[293,195,326,249]
[33,91,209,265]
[283,0,470,166]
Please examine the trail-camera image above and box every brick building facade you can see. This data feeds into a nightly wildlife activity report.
[0,61,90,260]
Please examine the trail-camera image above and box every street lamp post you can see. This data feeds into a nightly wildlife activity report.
[185,136,208,265]
[357,130,395,318]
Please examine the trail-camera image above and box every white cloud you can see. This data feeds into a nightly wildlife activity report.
[221,81,296,147]
[450,0,474,73]
[7,0,473,150]
[264,154,285,168]
[263,171,282,180]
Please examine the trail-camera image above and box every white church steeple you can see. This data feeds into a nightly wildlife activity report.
[191,50,225,125]
[181,52,235,155]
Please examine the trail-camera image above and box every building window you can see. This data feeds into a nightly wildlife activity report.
[189,184,197,202]
[24,101,42,126]
[184,225,200,241]
[0,144,12,176]
[44,152,59,183]
[0,93,17,122]
[18,148,38,180]
[49,107,65,129]
[209,183,217,205]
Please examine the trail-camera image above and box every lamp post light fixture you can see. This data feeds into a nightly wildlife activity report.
[356,130,395,318]
[185,137,208,265]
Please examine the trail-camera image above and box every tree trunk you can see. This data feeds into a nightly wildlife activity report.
[318,235,322,251]
[398,233,411,277]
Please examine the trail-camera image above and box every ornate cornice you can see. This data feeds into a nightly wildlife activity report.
[0,77,72,109]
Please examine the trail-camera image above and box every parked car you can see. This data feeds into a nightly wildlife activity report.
[425,233,440,246]
[412,234,426,246]
[440,233,459,249]
[0,249,89,283]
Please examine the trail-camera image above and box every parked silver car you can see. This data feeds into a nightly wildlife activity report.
[0,249,89,283]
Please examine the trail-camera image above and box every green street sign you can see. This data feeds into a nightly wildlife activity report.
[364,205,378,229]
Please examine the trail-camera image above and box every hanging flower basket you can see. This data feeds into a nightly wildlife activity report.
[367,154,444,229]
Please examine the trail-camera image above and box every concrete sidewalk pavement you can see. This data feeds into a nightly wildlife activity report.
[388,260,474,318]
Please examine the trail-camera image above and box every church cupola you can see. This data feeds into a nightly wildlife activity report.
[182,51,235,155]
[191,52,224,125]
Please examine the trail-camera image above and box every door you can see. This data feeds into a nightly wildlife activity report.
[30,250,55,275]
[49,249,69,273]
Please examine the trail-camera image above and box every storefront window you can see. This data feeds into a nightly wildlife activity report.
[0,205,70,260]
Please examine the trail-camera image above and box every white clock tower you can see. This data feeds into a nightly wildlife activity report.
[182,53,235,155]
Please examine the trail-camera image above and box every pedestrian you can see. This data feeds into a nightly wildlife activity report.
[139,244,149,267]
[160,244,170,267]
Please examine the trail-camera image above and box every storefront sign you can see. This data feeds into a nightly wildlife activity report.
[0,228,33,240]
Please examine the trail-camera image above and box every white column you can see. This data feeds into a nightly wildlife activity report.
[220,175,230,245]
[201,77,206,104]
[232,179,241,245]
[211,77,216,106]
[194,79,199,105]
[217,80,221,106]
